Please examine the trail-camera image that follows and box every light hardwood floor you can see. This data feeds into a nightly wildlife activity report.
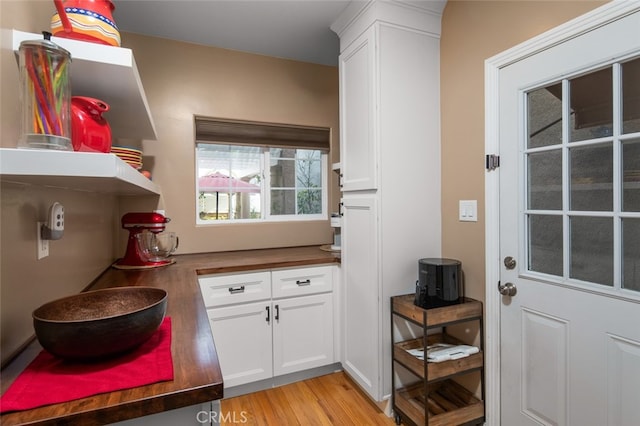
[219,372,396,425]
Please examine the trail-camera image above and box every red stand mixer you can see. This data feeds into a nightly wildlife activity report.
[113,212,176,269]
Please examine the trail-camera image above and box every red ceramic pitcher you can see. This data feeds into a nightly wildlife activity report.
[71,96,112,153]
[51,0,121,47]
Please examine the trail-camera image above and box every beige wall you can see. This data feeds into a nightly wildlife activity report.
[440,0,605,305]
[119,33,339,254]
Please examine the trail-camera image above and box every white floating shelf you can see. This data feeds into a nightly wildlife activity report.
[0,148,160,196]
[12,29,157,141]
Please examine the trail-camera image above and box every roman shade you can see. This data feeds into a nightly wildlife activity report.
[195,116,330,152]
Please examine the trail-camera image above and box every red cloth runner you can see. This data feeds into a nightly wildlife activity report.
[0,317,173,413]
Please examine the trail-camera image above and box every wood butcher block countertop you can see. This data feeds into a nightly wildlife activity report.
[0,246,340,425]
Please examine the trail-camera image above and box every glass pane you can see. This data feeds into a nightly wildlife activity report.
[271,189,295,215]
[297,189,322,214]
[623,218,640,291]
[271,158,295,188]
[527,83,563,148]
[528,214,563,276]
[570,216,613,286]
[570,144,612,211]
[528,150,562,210]
[296,151,322,188]
[271,149,322,190]
[622,57,640,134]
[570,67,613,142]
[197,144,262,221]
[623,138,640,212]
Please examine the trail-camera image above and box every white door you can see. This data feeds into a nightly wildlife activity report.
[498,8,640,426]
[207,301,273,388]
[339,27,377,192]
[341,195,380,399]
[272,293,334,376]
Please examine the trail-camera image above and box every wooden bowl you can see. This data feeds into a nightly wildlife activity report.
[33,287,167,361]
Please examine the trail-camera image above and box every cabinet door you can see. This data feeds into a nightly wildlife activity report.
[340,196,380,399]
[339,27,377,191]
[207,302,273,388]
[272,293,334,376]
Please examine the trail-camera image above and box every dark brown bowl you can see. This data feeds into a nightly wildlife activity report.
[33,287,167,361]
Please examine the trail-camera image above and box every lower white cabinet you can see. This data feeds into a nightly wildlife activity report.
[340,196,380,399]
[272,293,333,376]
[207,301,273,388]
[199,265,336,389]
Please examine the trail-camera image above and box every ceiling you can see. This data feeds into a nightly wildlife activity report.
[113,0,354,67]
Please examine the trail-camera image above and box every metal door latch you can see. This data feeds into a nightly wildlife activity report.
[498,281,517,297]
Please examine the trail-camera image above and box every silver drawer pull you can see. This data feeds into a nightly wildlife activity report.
[296,279,311,286]
[228,285,245,294]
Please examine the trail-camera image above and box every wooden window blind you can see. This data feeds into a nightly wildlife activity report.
[195,116,330,152]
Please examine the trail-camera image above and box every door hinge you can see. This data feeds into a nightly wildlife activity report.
[486,154,500,171]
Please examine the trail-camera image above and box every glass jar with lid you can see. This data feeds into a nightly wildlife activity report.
[18,31,72,150]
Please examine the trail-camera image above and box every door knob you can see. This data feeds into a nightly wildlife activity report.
[498,281,517,297]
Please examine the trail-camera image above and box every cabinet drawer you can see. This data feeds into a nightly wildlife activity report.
[271,265,333,298]
[199,271,271,307]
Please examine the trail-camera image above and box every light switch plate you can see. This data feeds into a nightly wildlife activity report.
[459,200,478,222]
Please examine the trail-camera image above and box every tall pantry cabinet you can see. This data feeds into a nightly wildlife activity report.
[331,1,445,403]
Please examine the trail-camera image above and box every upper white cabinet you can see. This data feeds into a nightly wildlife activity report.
[11,30,157,141]
[331,0,445,402]
[2,30,160,195]
[339,28,376,191]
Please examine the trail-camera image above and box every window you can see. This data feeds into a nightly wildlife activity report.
[195,117,330,224]
[524,57,640,291]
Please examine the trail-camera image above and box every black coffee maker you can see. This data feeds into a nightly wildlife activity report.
[414,258,463,309]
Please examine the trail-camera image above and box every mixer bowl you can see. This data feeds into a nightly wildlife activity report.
[136,231,178,262]
[33,287,167,360]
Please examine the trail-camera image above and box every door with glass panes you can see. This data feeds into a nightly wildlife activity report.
[498,9,640,425]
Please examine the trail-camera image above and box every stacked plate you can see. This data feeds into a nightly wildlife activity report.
[112,146,143,170]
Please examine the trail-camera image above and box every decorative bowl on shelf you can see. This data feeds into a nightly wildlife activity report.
[32,286,167,360]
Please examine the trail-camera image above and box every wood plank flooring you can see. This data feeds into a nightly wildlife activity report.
[219,372,396,425]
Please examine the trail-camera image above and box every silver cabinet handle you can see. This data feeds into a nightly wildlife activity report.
[296,279,311,286]
[275,304,280,321]
[266,306,270,323]
[228,285,245,294]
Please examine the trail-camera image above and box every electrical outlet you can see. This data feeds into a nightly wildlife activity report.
[37,222,49,259]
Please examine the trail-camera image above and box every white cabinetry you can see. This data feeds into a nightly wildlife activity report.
[331,0,445,402]
[208,301,273,387]
[339,28,376,192]
[340,195,378,395]
[272,293,333,376]
[199,265,336,389]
